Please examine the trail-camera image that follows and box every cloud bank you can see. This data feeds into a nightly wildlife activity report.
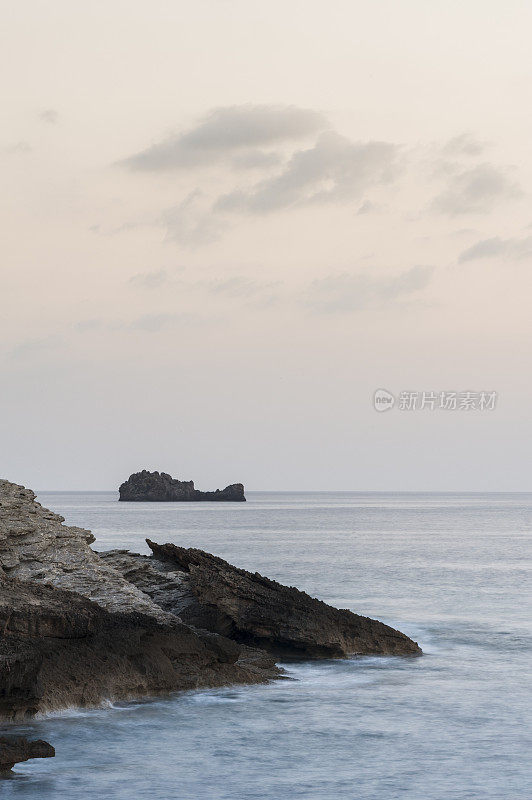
[122,104,328,170]
[216,132,398,214]
[459,235,532,262]
[118,105,524,248]
[303,265,433,314]
[432,164,521,215]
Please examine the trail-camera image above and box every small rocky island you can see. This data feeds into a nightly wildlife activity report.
[0,477,420,736]
[119,470,246,502]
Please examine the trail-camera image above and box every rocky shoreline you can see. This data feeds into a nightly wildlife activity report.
[0,477,420,770]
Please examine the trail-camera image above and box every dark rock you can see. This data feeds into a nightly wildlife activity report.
[0,569,279,720]
[103,542,422,658]
[118,471,246,502]
[0,479,277,719]
[0,735,54,773]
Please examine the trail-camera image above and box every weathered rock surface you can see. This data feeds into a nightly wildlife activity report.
[0,569,275,719]
[102,541,422,658]
[0,477,419,721]
[0,735,54,773]
[0,479,277,718]
[0,479,172,620]
[118,471,246,502]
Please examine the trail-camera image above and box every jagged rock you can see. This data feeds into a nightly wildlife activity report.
[0,480,278,718]
[0,568,278,720]
[0,479,173,621]
[118,471,246,502]
[0,477,420,720]
[102,542,422,658]
[0,735,54,773]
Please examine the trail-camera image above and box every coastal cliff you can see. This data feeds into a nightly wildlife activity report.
[118,470,246,502]
[0,478,420,720]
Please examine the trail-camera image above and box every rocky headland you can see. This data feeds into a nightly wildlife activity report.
[118,470,246,502]
[102,542,419,658]
[0,477,420,727]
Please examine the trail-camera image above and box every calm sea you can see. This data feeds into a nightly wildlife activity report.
[3,491,531,799]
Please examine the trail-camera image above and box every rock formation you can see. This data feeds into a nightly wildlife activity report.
[102,542,421,658]
[0,477,420,720]
[0,480,171,620]
[0,569,275,720]
[118,470,246,502]
[0,479,275,719]
[0,735,54,773]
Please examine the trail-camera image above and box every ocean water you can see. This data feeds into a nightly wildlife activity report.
[2,491,531,800]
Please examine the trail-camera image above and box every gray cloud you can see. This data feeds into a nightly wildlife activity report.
[207,276,274,297]
[4,141,32,155]
[231,150,283,170]
[122,104,327,170]
[216,132,398,214]
[9,335,63,358]
[432,164,521,215]
[75,319,103,332]
[129,311,197,332]
[74,311,198,334]
[163,191,227,245]
[129,269,169,289]
[205,276,280,307]
[459,235,532,262]
[39,109,59,124]
[121,104,400,244]
[303,265,433,314]
[357,200,378,215]
[441,133,485,157]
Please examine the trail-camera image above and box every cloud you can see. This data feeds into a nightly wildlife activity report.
[129,311,197,332]
[4,141,32,155]
[163,191,227,245]
[205,276,280,307]
[160,132,399,244]
[231,150,283,170]
[303,265,433,314]
[9,335,63,358]
[357,200,378,215]
[75,319,103,332]
[122,104,327,170]
[207,276,270,297]
[39,109,59,124]
[459,235,532,262]
[441,133,485,157]
[432,164,521,215]
[215,132,399,214]
[129,269,169,289]
[120,103,401,244]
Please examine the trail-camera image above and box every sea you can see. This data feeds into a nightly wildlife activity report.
[2,491,531,800]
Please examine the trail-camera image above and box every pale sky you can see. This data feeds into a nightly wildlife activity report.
[2,1,532,490]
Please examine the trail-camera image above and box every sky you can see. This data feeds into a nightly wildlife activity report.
[1,0,532,490]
